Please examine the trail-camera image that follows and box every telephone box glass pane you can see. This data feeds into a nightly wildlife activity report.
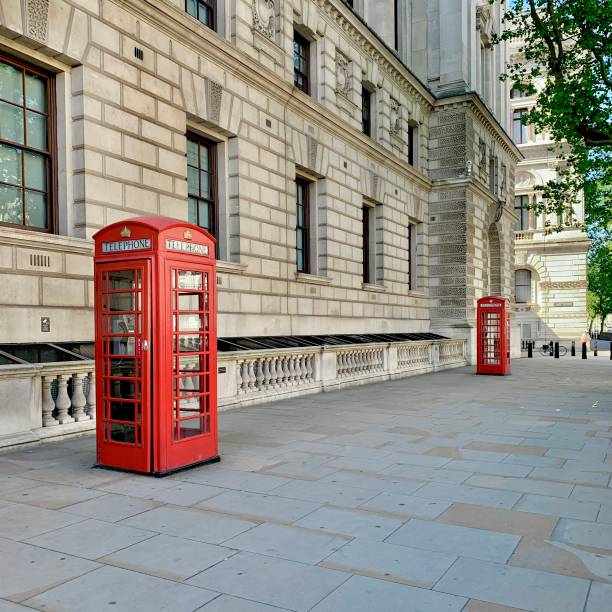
[110,401,136,422]
[109,379,138,400]
[177,271,202,290]
[109,358,137,378]
[110,423,135,443]
[108,270,138,290]
[109,292,137,312]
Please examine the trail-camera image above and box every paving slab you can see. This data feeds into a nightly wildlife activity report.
[443,459,532,478]
[222,522,348,563]
[571,485,612,505]
[120,506,257,544]
[436,503,558,538]
[0,600,31,611]
[0,503,84,540]
[24,565,218,612]
[2,483,105,509]
[465,474,574,497]
[100,534,237,581]
[552,518,612,551]
[319,470,424,495]
[199,595,291,612]
[61,493,161,522]
[515,494,600,521]
[434,557,590,612]
[24,518,155,560]
[177,467,291,493]
[379,464,473,484]
[359,491,452,519]
[0,537,100,602]
[271,479,378,507]
[197,490,320,523]
[143,482,228,506]
[187,551,349,612]
[585,581,612,611]
[387,518,520,562]
[310,574,467,612]
[293,506,403,540]
[320,537,456,587]
[412,482,522,509]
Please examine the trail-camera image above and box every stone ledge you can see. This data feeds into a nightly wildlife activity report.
[295,272,333,286]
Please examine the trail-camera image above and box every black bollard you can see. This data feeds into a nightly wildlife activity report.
[594,342,598,357]
[554,342,560,358]
[527,341,533,358]
[610,344,612,360]
[550,340,554,357]
[582,343,587,359]
[571,340,576,356]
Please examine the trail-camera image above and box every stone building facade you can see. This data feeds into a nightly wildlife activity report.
[0,0,519,365]
[508,41,590,344]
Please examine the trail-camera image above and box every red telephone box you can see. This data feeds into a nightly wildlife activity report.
[476,296,511,375]
[93,217,218,475]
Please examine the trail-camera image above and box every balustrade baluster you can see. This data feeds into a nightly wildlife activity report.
[41,375,58,427]
[86,371,96,419]
[306,355,313,381]
[247,360,256,391]
[262,358,271,389]
[71,373,89,422]
[255,359,265,390]
[269,357,279,389]
[238,361,247,393]
[55,374,74,424]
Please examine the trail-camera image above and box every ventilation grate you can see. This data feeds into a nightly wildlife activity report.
[30,254,50,267]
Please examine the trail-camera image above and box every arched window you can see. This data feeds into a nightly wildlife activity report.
[515,269,532,303]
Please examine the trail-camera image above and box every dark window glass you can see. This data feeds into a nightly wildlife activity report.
[363,205,371,283]
[515,269,532,303]
[407,125,415,166]
[407,224,414,291]
[186,0,216,30]
[296,178,310,273]
[362,87,371,136]
[514,195,530,231]
[293,32,310,94]
[394,0,399,51]
[0,56,53,231]
[513,108,529,144]
[187,133,216,241]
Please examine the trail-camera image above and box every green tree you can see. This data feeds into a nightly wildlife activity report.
[491,0,612,233]
[588,240,612,333]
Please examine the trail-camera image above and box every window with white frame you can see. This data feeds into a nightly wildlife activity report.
[515,269,532,303]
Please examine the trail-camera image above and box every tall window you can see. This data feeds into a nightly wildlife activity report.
[293,32,310,94]
[514,195,530,230]
[362,205,371,283]
[515,269,532,303]
[186,0,216,30]
[513,108,529,144]
[362,87,372,136]
[407,223,416,290]
[394,0,400,51]
[407,125,416,166]
[0,56,53,232]
[187,133,216,237]
[295,178,310,273]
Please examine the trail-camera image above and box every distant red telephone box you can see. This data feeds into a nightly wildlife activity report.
[93,217,218,475]
[476,296,511,376]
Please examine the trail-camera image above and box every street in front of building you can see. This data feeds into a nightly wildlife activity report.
[1,357,611,612]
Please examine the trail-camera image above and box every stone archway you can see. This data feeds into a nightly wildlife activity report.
[487,223,501,296]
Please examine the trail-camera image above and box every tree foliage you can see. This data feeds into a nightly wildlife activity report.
[588,239,612,332]
[491,0,612,233]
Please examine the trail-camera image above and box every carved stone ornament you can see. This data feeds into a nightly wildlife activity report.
[335,53,351,98]
[251,0,275,39]
[479,140,487,171]
[389,99,401,137]
[208,80,223,124]
[26,0,50,43]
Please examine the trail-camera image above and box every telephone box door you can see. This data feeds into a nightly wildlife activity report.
[476,296,510,375]
[162,261,217,472]
[95,260,151,473]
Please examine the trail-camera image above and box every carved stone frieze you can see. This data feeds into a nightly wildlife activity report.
[251,0,275,39]
[208,80,223,124]
[389,99,401,137]
[26,0,49,43]
[335,52,351,98]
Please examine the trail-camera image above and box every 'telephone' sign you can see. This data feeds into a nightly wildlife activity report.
[166,239,209,256]
[102,239,152,253]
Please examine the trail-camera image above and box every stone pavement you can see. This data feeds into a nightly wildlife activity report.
[1,356,612,611]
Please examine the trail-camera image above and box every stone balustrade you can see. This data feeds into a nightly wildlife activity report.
[515,230,535,241]
[0,338,467,448]
[0,361,96,449]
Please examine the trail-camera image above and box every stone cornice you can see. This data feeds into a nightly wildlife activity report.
[121,0,432,190]
[318,0,434,109]
[434,93,522,163]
